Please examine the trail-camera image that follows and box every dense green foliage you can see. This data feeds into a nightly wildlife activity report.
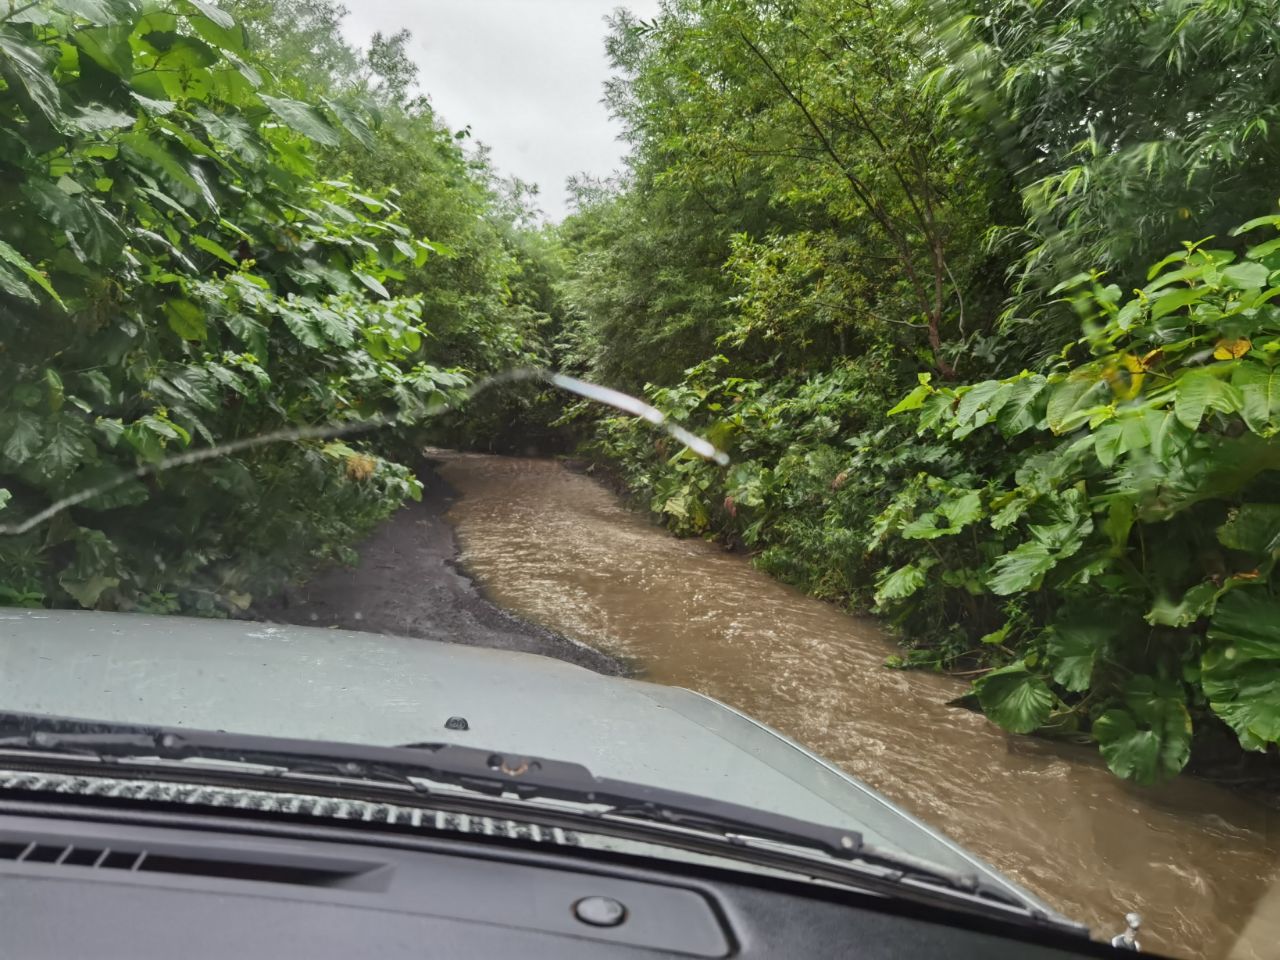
[5,0,1278,781]
[559,0,1280,780]
[929,0,1280,338]
[882,223,1280,773]
[0,0,548,612]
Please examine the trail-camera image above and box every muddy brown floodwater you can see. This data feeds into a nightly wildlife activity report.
[437,453,1279,960]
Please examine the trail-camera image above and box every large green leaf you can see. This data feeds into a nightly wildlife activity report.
[1,411,44,464]
[189,14,247,55]
[900,514,950,539]
[1150,285,1210,319]
[1146,581,1220,627]
[1093,686,1192,785]
[312,303,355,346]
[888,383,931,416]
[278,303,324,348]
[900,491,981,540]
[953,380,1008,433]
[0,262,35,302]
[1217,504,1280,555]
[996,376,1047,436]
[74,24,134,76]
[56,0,121,23]
[353,270,389,298]
[1101,496,1135,554]
[973,662,1053,734]
[58,572,120,609]
[1045,618,1110,692]
[324,98,375,149]
[0,240,64,306]
[1095,701,1192,783]
[1046,377,1107,433]
[1149,408,1194,459]
[152,34,219,73]
[938,491,982,528]
[165,298,207,340]
[1174,369,1242,428]
[1091,412,1153,467]
[120,131,201,199]
[260,94,340,147]
[187,0,234,29]
[0,32,61,127]
[38,416,93,480]
[874,558,935,604]
[987,541,1056,594]
[191,234,237,266]
[1202,590,1280,747]
[69,104,137,134]
[1231,362,1280,434]
[1221,261,1271,290]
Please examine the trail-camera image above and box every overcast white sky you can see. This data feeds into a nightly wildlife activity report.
[340,0,662,221]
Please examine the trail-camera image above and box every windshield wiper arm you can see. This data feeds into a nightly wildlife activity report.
[0,714,866,853]
[0,711,1015,908]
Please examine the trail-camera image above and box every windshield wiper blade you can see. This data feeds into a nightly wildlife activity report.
[0,711,1014,908]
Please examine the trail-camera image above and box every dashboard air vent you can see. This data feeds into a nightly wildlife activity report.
[0,839,369,887]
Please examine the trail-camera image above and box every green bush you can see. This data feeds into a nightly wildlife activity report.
[0,0,463,613]
[878,214,1280,781]
[588,211,1280,783]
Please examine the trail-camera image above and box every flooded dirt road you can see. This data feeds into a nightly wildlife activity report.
[438,453,1279,960]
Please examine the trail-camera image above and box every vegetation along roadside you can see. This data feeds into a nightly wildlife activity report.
[2,0,1278,785]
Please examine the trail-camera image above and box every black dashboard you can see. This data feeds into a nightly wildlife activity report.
[0,796,1136,959]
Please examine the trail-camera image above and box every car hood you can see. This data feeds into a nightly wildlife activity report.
[0,609,1062,918]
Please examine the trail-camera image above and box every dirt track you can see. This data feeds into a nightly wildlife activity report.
[255,460,623,675]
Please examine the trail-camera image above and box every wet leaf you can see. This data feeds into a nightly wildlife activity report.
[1146,581,1220,627]
[0,240,63,306]
[57,573,119,609]
[1202,591,1280,747]
[187,0,235,29]
[888,382,931,415]
[1,412,44,464]
[354,270,389,298]
[260,94,340,146]
[1231,362,1280,433]
[988,541,1055,594]
[165,299,207,341]
[1174,369,1241,428]
[973,662,1053,734]
[1045,621,1105,692]
[874,559,935,604]
[38,416,92,480]
[1217,504,1280,555]
[1046,377,1106,433]
[191,234,237,265]
[58,0,120,23]
[995,376,1047,436]
[1221,262,1270,290]
[324,98,375,148]
[1094,703,1190,784]
[0,32,61,127]
[74,24,134,76]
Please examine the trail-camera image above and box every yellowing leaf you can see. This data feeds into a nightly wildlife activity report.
[1214,338,1253,360]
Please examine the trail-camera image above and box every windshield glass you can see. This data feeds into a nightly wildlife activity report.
[0,0,1277,957]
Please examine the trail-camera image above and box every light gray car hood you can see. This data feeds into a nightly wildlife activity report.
[0,609,1061,918]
